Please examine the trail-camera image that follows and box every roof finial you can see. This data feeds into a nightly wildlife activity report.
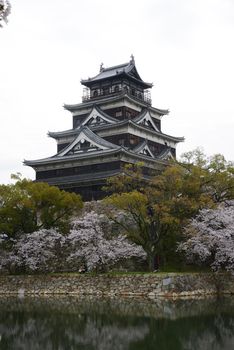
[130,54,135,64]
[100,62,104,72]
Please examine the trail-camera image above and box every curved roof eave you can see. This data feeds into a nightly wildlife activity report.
[125,72,153,88]
[93,120,185,143]
[81,72,152,89]
[49,105,119,139]
[81,62,130,85]
[64,92,169,115]
[128,120,185,142]
[24,147,168,169]
[63,91,126,111]
[48,129,74,139]
[121,148,168,165]
[80,60,152,88]
[56,126,119,157]
[94,105,119,122]
[24,148,122,167]
[48,116,184,143]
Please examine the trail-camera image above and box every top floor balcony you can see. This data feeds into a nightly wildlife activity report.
[82,86,152,105]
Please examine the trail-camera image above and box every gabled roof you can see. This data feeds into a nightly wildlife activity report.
[81,57,152,89]
[133,109,160,132]
[81,105,118,127]
[133,140,155,158]
[25,128,176,168]
[25,127,120,166]
[24,146,169,168]
[57,126,118,157]
[93,119,185,144]
[48,105,118,139]
[49,111,184,144]
[157,148,175,160]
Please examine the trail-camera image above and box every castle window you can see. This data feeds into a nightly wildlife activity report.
[116,111,122,117]
[130,137,137,145]
[93,90,98,97]
[114,85,120,93]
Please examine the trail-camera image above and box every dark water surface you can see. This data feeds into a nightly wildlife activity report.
[0,296,233,350]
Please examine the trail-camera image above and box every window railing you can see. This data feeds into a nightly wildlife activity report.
[82,87,151,105]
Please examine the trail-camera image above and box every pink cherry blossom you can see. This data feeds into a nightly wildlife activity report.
[178,202,234,271]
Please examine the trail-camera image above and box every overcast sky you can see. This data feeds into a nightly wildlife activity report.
[1,0,234,184]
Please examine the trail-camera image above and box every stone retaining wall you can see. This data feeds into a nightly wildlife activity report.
[0,273,233,298]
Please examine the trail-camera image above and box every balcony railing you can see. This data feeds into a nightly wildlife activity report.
[82,87,152,105]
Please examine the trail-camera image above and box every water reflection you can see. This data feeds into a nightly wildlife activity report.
[0,296,233,349]
[180,316,234,350]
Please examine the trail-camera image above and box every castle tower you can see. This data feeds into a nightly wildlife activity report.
[25,57,184,200]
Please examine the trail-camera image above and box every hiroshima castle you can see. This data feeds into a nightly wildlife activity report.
[25,56,184,200]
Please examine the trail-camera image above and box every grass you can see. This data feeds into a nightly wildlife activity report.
[48,268,211,277]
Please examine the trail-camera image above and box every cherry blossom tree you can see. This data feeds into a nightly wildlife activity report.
[0,211,146,273]
[0,229,66,273]
[178,202,234,271]
[0,0,11,27]
[66,211,147,272]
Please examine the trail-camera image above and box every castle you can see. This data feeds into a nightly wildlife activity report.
[25,56,184,200]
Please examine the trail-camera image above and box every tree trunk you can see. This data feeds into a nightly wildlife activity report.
[148,254,159,271]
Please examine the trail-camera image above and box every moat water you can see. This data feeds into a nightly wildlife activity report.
[0,296,233,349]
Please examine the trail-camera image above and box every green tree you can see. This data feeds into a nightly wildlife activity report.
[105,150,234,270]
[181,148,234,202]
[0,174,83,237]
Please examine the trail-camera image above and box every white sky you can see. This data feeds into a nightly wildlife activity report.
[1,0,234,184]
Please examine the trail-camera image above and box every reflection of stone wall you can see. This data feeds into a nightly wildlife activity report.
[0,296,233,350]
[0,295,233,320]
[0,273,233,298]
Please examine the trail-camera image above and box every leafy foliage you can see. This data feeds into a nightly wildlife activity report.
[103,162,147,194]
[177,202,234,271]
[181,148,234,203]
[0,174,83,236]
[105,149,234,270]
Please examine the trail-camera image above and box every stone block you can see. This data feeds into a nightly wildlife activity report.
[162,277,172,286]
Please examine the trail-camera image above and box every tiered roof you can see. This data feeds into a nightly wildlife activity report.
[48,107,184,144]
[25,118,182,167]
[24,57,185,199]
[81,56,153,89]
[63,92,169,115]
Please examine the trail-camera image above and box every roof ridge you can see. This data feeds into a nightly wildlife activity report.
[157,147,175,160]
[94,105,118,122]
[103,62,129,71]
[56,126,119,157]
[82,126,118,148]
